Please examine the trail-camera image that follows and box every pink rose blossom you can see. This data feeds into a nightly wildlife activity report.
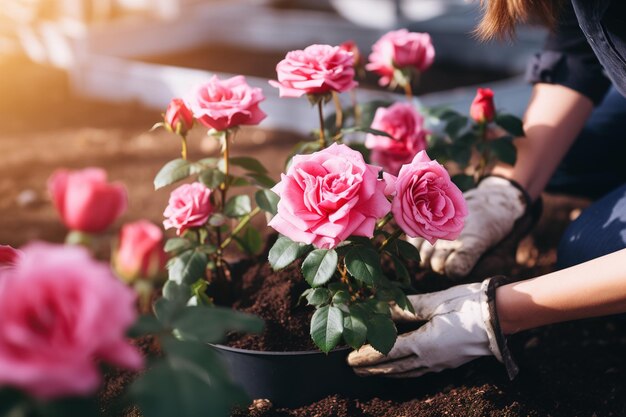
[48,168,127,233]
[0,242,142,399]
[365,102,428,176]
[164,97,194,136]
[392,151,467,244]
[366,29,435,86]
[268,143,390,249]
[113,220,167,283]
[0,245,21,269]
[470,88,496,124]
[186,75,266,131]
[339,40,363,68]
[269,44,358,98]
[163,182,213,236]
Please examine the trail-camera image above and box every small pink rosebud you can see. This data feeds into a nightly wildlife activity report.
[339,40,363,69]
[164,98,194,136]
[48,168,127,234]
[470,88,496,124]
[113,220,167,283]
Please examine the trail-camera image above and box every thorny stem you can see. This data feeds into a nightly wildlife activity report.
[220,206,262,250]
[317,100,326,148]
[379,229,403,252]
[332,92,343,133]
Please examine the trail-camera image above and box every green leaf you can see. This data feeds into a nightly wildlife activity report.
[341,126,393,139]
[226,175,249,187]
[172,306,264,344]
[268,235,311,270]
[154,159,191,190]
[302,249,338,287]
[343,308,368,349]
[310,305,344,353]
[228,156,268,174]
[168,250,209,285]
[332,290,350,305]
[35,397,100,417]
[444,116,469,138]
[154,297,180,326]
[199,168,226,189]
[395,239,421,262]
[255,189,279,216]
[163,280,193,307]
[451,173,476,192]
[0,389,24,417]
[192,157,219,172]
[131,339,249,417]
[164,237,194,254]
[392,287,415,314]
[234,226,263,256]
[489,136,517,166]
[247,173,276,188]
[388,253,411,286]
[495,114,524,137]
[305,287,331,306]
[366,315,397,355]
[128,314,164,338]
[190,278,213,306]
[224,195,251,218]
[345,247,383,286]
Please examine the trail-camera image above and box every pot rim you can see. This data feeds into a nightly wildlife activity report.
[209,343,352,356]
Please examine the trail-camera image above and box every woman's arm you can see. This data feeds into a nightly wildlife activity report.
[492,83,594,200]
[497,248,626,334]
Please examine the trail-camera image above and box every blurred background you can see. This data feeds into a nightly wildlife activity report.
[0,0,545,248]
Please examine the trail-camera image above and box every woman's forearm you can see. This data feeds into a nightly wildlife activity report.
[492,83,594,200]
[496,248,626,334]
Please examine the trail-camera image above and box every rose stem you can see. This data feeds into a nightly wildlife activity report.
[379,229,403,252]
[220,206,261,250]
[403,81,413,101]
[220,130,231,208]
[375,213,394,230]
[317,100,326,148]
[476,122,491,182]
[332,92,343,134]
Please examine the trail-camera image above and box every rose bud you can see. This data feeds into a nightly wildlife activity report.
[113,220,167,283]
[164,98,194,136]
[48,168,127,234]
[470,88,496,124]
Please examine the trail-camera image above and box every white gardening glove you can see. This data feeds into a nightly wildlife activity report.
[411,176,527,279]
[348,279,509,378]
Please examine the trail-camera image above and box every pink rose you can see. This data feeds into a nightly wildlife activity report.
[366,29,435,86]
[470,88,496,124]
[163,182,213,236]
[269,44,358,98]
[0,242,142,399]
[113,220,167,283]
[0,245,21,269]
[268,143,390,249]
[392,151,467,244]
[48,168,127,234]
[186,75,266,131]
[339,40,363,68]
[365,102,428,176]
[164,97,194,136]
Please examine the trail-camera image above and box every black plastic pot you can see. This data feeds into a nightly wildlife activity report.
[209,343,394,408]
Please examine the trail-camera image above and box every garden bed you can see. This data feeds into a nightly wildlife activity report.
[3,55,625,417]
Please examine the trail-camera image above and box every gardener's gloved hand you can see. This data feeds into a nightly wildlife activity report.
[348,278,517,378]
[410,176,528,279]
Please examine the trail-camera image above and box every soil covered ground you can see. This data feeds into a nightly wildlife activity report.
[2,52,625,417]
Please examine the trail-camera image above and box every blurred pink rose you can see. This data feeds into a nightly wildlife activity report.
[366,29,435,86]
[0,245,20,269]
[269,44,358,98]
[268,143,390,249]
[48,168,127,234]
[365,102,428,176]
[339,40,363,69]
[392,151,467,244]
[163,182,213,236]
[470,88,496,124]
[0,242,142,399]
[113,220,167,283]
[164,97,194,136]
[186,75,266,131]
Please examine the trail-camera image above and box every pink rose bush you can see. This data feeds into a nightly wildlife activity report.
[113,220,167,283]
[164,97,194,136]
[268,143,390,249]
[186,75,266,131]
[392,151,467,244]
[365,102,428,176]
[163,182,213,236]
[270,44,357,98]
[367,29,435,87]
[0,242,142,399]
[48,168,127,234]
